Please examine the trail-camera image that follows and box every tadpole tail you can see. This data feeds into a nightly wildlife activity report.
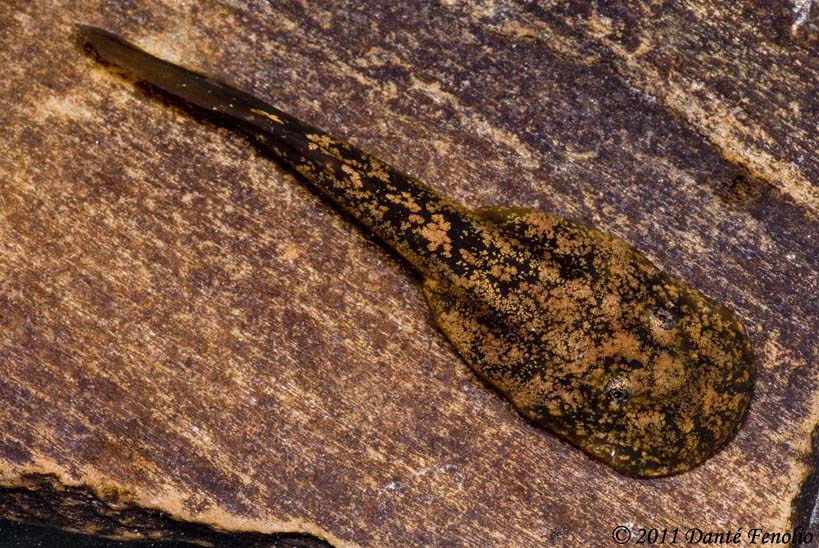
[77,25,321,148]
[77,25,521,284]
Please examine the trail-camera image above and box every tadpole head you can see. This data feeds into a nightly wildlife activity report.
[517,234,755,478]
[571,269,754,477]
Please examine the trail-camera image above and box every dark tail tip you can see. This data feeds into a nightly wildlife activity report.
[75,24,105,48]
[75,24,119,43]
[75,24,104,57]
[74,24,129,65]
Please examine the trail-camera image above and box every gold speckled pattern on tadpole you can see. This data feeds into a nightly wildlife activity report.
[79,26,755,478]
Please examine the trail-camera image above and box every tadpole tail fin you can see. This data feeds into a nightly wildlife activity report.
[77,25,506,283]
[77,25,313,142]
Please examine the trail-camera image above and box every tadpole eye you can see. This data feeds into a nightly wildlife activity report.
[652,307,676,330]
[605,379,630,403]
[608,388,629,402]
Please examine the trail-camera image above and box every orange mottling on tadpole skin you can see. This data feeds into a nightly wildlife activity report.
[80,26,755,478]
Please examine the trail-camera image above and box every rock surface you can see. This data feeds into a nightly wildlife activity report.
[1,1,817,546]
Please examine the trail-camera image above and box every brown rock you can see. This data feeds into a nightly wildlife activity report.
[1,1,817,546]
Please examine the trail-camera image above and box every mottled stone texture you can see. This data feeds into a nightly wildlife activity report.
[0,1,817,547]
